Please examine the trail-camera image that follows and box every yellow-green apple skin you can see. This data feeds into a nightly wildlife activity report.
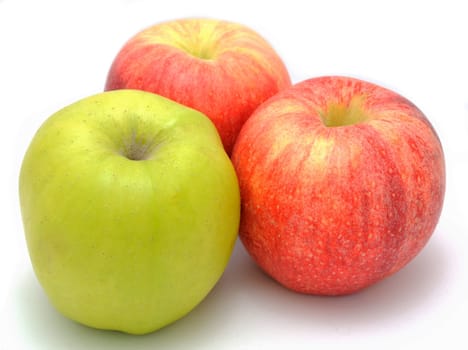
[19,90,240,334]
[105,18,292,155]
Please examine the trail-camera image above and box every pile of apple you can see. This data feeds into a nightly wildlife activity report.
[19,18,445,335]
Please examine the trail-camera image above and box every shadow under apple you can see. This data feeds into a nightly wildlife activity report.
[223,231,451,332]
[11,231,450,349]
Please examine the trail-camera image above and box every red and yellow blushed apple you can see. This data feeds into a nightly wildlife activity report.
[105,18,291,155]
[231,76,445,296]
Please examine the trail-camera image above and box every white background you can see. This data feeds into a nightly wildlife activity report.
[1,0,467,349]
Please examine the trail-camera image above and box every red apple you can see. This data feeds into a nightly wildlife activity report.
[105,18,291,155]
[231,76,446,295]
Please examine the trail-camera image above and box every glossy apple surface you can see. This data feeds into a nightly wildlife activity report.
[105,18,291,154]
[19,90,240,334]
[232,76,445,295]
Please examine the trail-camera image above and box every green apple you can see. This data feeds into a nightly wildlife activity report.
[19,89,240,334]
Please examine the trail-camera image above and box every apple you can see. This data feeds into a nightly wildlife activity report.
[231,76,445,296]
[19,89,240,334]
[104,18,291,155]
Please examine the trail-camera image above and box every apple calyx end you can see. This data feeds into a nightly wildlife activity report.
[180,41,218,61]
[119,131,161,161]
[320,95,369,127]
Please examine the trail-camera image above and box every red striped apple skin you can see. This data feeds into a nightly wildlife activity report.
[231,76,445,295]
[105,18,291,155]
